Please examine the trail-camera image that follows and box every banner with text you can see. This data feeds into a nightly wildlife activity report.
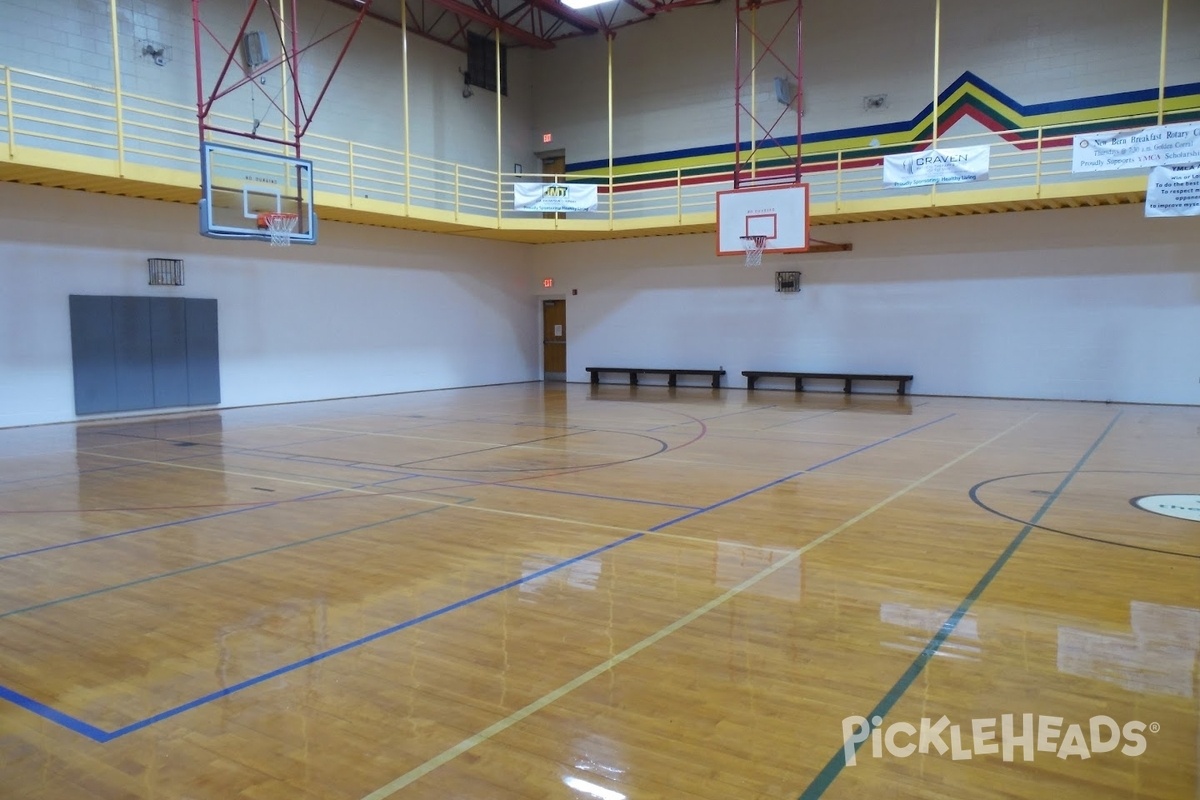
[1073,122,1200,173]
[1145,164,1200,217]
[514,183,598,212]
[882,146,990,188]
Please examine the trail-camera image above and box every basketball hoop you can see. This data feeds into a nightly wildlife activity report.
[741,234,768,267]
[257,212,299,247]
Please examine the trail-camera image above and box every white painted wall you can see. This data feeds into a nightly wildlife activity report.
[534,0,1200,166]
[0,182,539,428]
[532,205,1200,405]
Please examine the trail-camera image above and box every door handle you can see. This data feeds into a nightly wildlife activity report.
[542,339,565,345]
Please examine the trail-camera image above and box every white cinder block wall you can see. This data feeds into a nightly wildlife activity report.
[0,0,537,176]
[533,206,1200,406]
[0,182,539,428]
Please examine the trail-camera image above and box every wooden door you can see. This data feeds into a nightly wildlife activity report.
[541,154,565,220]
[542,299,566,379]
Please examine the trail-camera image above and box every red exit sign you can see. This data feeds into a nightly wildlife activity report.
[542,278,554,288]
[542,132,553,144]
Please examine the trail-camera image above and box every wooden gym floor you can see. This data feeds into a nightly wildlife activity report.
[0,382,1197,800]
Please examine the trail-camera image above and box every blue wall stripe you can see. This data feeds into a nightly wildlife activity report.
[796,411,1122,800]
[569,72,1200,172]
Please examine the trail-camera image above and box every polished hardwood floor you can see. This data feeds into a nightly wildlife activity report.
[0,382,1197,799]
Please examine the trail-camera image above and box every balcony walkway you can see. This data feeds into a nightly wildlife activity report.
[0,65,1181,245]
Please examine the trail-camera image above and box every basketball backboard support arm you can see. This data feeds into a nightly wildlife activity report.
[192,0,374,154]
[733,0,803,188]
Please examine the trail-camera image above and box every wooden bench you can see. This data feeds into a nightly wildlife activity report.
[586,367,725,389]
[743,370,913,395]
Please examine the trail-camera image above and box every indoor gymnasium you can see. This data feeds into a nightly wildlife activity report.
[0,0,1198,798]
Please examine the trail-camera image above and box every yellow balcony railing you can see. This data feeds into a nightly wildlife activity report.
[1,63,1193,233]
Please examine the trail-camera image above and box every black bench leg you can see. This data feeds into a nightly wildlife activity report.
[747,376,757,390]
[668,373,677,387]
[629,372,638,386]
[843,379,852,394]
[898,380,908,396]
[590,371,599,385]
[795,377,803,392]
[711,373,720,389]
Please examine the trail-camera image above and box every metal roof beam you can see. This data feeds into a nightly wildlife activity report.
[422,0,557,47]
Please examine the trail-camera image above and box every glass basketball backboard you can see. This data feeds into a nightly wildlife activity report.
[199,142,317,245]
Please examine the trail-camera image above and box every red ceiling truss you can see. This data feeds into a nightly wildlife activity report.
[192,0,728,155]
[193,0,376,154]
[323,0,722,51]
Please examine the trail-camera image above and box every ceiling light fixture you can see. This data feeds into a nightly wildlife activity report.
[561,0,617,9]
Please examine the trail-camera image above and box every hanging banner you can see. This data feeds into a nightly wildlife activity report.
[514,183,598,212]
[882,146,990,188]
[1145,163,1200,218]
[1072,122,1200,173]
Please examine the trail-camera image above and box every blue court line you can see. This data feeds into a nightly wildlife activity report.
[0,524,640,744]
[0,427,404,494]
[389,470,702,511]
[0,474,417,562]
[0,683,111,742]
[646,404,779,431]
[759,407,850,430]
[392,429,593,468]
[796,411,1122,800]
[0,412,954,742]
[0,495,453,620]
[651,413,955,531]
[483,481,701,511]
[196,430,701,511]
[0,446,240,490]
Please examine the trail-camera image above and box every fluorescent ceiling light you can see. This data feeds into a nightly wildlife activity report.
[561,0,617,9]
[563,776,626,800]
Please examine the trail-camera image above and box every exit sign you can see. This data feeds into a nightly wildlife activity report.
[542,133,553,143]
[543,278,554,288]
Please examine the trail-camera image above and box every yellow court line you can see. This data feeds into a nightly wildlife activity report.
[82,449,654,538]
[357,413,1037,799]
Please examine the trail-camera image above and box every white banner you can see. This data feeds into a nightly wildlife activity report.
[882,146,990,188]
[514,182,598,212]
[1145,163,1200,218]
[1073,122,1200,173]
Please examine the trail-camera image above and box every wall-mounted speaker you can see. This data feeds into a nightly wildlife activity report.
[774,77,793,106]
[241,31,269,71]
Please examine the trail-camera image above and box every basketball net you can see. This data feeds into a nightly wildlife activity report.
[741,235,767,267]
[259,212,299,247]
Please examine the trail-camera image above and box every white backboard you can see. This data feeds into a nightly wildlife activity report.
[716,183,810,256]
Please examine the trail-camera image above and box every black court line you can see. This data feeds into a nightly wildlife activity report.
[970,469,1200,560]
[796,411,1122,800]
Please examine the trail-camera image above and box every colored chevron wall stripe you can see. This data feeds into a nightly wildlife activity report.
[569,71,1200,189]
